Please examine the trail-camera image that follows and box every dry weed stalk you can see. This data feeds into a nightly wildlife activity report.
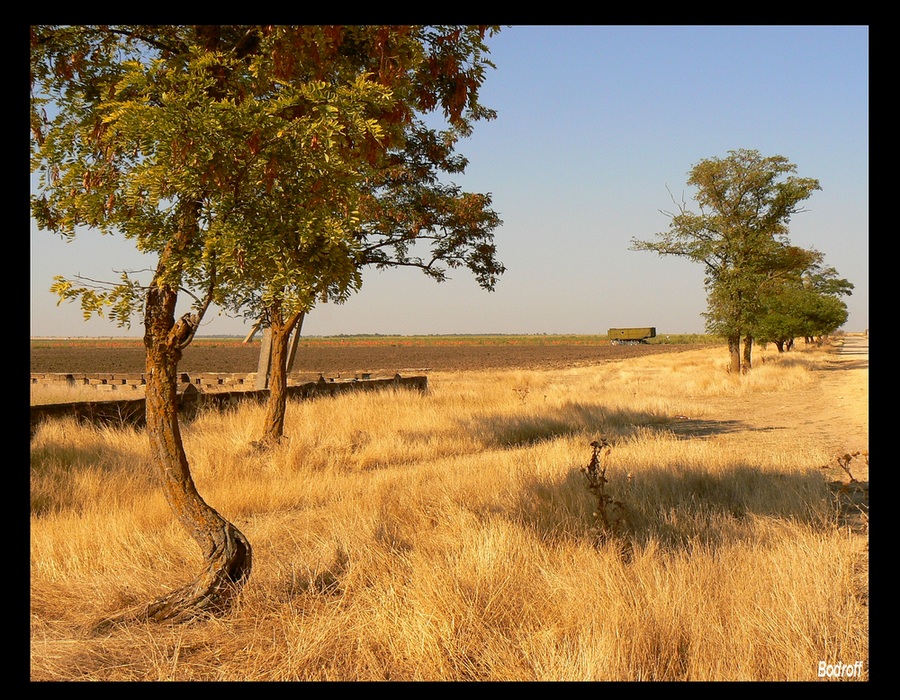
[822,450,869,533]
[581,438,629,541]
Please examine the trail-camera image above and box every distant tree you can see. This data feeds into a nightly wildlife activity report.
[632,149,821,373]
[754,250,853,350]
[30,24,501,625]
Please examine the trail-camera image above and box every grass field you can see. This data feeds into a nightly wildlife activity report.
[29,341,868,681]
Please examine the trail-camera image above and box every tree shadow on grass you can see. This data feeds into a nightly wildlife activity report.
[468,399,843,555]
[468,400,771,448]
[467,401,671,448]
[513,461,836,557]
[665,416,781,440]
[823,357,868,370]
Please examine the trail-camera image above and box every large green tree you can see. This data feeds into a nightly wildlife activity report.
[31,24,502,626]
[631,149,822,373]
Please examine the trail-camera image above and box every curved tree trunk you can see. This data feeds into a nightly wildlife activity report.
[95,283,252,631]
[142,322,253,622]
[260,310,304,445]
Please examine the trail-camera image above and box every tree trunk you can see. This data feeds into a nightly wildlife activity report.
[95,283,252,631]
[774,340,785,353]
[727,335,742,374]
[259,310,304,445]
[742,334,753,374]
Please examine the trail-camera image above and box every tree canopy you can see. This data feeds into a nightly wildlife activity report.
[631,148,849,371]
[753,249,853,349]
[32,26,503,331]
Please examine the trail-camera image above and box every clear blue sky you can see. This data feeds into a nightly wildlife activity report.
[30,25,869,337]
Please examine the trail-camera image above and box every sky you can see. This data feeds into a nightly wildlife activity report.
[29,25,869,337]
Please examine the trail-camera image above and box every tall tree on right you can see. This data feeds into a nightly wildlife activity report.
[632,149,823,373]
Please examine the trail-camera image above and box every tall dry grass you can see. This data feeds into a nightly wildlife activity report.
[31,382,146,405]
[30,344,868,681]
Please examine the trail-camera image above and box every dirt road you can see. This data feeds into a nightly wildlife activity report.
[678,335,868,480]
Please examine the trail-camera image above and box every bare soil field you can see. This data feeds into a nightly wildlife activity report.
[30,339,696,377]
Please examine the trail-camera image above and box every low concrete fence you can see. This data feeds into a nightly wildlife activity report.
[32,371,268,392]
[30,372,428,437]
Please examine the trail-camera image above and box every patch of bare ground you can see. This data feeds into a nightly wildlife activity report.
[672,335,869,536]
[690,336,866,464]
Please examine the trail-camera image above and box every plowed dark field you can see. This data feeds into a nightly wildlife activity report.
[30,339,696,377]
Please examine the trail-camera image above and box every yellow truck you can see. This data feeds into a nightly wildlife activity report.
[608,327,656,345]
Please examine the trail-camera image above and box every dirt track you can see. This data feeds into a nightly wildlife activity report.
[30,342,696,377]
[701,335,869,461]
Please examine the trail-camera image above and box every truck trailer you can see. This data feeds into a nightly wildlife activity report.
[607,327,656,345]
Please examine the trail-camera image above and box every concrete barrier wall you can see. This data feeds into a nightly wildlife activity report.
[30,373,428,437]
[32,371,288,391]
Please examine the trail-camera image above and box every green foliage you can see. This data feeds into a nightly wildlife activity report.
[49,273,145,328]
[631,149,850,363]
[756,285,849,345]
[31,25,504,333]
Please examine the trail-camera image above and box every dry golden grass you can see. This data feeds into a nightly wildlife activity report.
[30,344,868,681]
[31,382,147,405]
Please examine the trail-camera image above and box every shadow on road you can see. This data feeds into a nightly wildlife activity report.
[831,335,868,370]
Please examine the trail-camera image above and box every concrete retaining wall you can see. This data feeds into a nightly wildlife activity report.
[30,373,428,437]
[31,371,301,391]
